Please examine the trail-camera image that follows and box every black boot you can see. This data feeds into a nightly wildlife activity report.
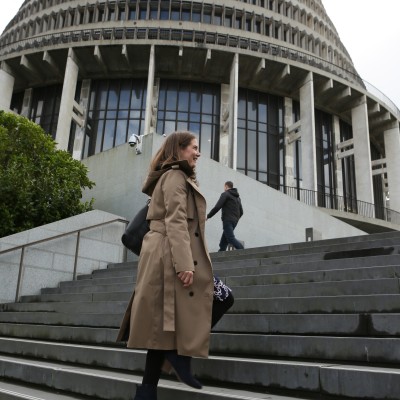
[164,351,203,389]
[134,384,157,400]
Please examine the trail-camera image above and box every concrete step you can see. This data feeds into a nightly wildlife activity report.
[0,351,399,399]
[0,315,400,362]
[61,274,135,287]
[209,240,398,263]
[0,378,304,400]
[17,289,400,313]
[0,323,118,345]
[0,300,128,314]
[226,265,400,286]
[41,282,134,295]
[41,275,400,297]
[18,292,125,303]
[231,278,400,298]
[1,328,400,365]
[215,313,400,336]
[0,381,89,400]
[62,264,400,293]
[7,293,400,314]
[209,230,400,260]
[232,294,400,314]
[215,256,400,277]
[88,254,400,282]
[1,312,400,337]
[209,228,400,255]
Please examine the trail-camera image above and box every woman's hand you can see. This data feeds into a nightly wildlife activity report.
[177,271,194,287]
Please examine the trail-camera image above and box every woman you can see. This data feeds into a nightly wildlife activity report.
[117,131,216,400]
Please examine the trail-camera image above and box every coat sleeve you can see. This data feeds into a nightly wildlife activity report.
[239,198,243,218]
[162,170,194,273]
[207,192,227,219]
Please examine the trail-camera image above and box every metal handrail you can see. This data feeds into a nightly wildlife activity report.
[281,186,400,225]
[0,217,128,302]
[1,25,398,118]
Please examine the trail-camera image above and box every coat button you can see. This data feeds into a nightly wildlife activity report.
[194,261,198,266]
[189,291,194,297]
[195,232,199,237]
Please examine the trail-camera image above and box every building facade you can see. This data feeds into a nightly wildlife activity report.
[1,0,400,242]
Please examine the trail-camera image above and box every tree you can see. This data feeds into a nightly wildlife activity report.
[0,111,95,238]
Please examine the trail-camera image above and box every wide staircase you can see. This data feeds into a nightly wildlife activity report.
[1,231,400,399]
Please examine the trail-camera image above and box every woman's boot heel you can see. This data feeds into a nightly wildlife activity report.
[164,351,202,389]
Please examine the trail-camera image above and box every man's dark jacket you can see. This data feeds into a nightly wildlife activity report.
[207,188,243,223]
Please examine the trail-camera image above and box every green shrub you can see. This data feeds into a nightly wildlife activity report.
[0,111,95,237]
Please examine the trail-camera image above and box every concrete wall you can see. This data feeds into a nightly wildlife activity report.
[0,210,126,303]
[81,133,365,255]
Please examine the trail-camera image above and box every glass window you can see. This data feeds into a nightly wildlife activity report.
[171,2,180,20]
[150,3,158,19]
[182,3,191,21]
[139,2,147,19]
[98,7,105,22]
[203,6,212,23]
[29,85,63,139]
[340,120,357,211]
[118,5,126,21]
[192,5,201,22]
[157,79,221,160]
[88,8,94,23]
[245,14,252,31]
[160,1,169,20]
[214,7,222,25]
[10,91,24,114]
[108,7,115,21]
[315,109,335,207]
[224,9,233,27]
[128,2,137,20]
[235,14,242,29]
[237,88,284,189]
[84,79,147,157]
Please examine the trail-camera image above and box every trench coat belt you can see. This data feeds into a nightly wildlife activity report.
[149,220,176,332]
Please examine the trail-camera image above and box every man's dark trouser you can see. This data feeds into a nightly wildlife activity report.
[219,220,244,251]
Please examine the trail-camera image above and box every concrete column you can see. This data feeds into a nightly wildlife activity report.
[55,49,79,151]
[284,97,295,188]
[21,88,33,117]
[0,68,15,112]
[229,53,239,170]
[384,123,400,212]
[219,84,230,167]
[72,79,91,160]
[351,96,374,205]
[144,44,155,136]
[332,115,343,197]
[299,72,317,193]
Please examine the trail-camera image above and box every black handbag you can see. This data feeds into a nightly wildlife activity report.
[121,201,150,256]
[213,275,232,301]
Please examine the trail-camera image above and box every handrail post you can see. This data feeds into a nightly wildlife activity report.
[15,247,25,302]
[73,231,81,280]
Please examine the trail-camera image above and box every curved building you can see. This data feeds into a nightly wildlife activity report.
[1,0,400,245]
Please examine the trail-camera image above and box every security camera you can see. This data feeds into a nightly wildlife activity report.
[128,133,141,147]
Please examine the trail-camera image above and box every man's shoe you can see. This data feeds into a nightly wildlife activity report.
[164,351,203,389]
[134,384,157,399]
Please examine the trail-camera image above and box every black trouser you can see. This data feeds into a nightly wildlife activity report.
[142,291,234,385]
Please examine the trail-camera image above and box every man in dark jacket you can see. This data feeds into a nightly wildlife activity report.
[207,181,244,251]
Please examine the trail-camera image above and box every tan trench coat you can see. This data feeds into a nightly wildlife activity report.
[117,160,214,358]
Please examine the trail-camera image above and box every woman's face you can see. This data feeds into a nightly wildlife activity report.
[180,138,200,168]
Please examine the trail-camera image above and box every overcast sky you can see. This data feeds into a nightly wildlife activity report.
[0,1,399,110]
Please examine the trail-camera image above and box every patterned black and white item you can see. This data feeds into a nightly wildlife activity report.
[213,276,232,302]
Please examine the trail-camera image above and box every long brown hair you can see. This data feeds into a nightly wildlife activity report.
[150,131,197,173]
